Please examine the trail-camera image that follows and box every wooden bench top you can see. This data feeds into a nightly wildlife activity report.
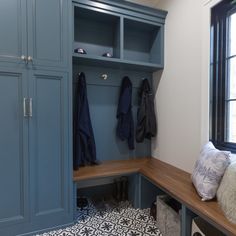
[73,158,148,181]
[73,157,236,235]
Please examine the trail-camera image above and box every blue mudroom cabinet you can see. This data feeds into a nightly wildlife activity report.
[0,0,68,69]
[0,0,72,235]
[0,68,71,236]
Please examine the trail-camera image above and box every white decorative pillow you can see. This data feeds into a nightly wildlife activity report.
[192,142,231,201]
[217,162,236,224]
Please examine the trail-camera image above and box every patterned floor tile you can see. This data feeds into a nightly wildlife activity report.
[36,201,162,236]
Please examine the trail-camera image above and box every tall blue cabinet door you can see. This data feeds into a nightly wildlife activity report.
[27,0,68,69]
[0,68,29,229]
[0,0,27,65]
[28,70,71,229]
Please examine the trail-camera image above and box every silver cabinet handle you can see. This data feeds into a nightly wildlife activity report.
[21,55,27,62]
[29,98,33,117]
[23,98,32,117]
[23,98,27,117]
[27,56,33,62]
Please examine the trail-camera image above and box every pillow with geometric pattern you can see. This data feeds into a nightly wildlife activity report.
[192,142,231,201]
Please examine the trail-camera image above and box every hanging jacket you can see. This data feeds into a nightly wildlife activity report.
[116,76,134,150]
[136,79,157,143]
[73,72,97,170]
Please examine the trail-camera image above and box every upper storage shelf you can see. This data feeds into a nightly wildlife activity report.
[72,0,167,72]
[124,19,163,65]
[74,7,121,59]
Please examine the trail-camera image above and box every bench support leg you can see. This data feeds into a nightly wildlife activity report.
[73,182,77,221]
[181,205,196,236]
[137,174,141,208]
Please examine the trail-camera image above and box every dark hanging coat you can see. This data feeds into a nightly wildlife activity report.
[136,79,157,143]
[73,72,97,170]
[117,76,134,150]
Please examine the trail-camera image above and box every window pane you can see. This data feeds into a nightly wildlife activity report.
[226,101,236,142]
[227,57,236,99]
[229,13,236,57]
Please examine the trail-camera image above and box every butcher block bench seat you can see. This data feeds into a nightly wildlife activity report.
[73,157,236,236]
[73,158,148,181]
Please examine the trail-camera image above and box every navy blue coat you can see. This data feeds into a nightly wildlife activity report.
[117,76,134,150]
[73,72,97,170]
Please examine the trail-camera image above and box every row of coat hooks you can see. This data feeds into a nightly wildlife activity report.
[78,72,108,80]
[76,72,147,89]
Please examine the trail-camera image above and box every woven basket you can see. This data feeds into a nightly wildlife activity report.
[156,195,181,236]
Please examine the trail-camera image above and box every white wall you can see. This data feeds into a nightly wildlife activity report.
[149,0,203,173]
[127,0,222,172]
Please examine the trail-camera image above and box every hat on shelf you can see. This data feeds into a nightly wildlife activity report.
[74,48,87,54]
[102,52,112,58]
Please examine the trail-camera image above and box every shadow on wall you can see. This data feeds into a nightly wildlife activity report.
[152,69,163,97]
[150,69,163,158]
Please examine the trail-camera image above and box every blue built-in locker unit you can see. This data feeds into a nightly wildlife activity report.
[73,0,167,226]
[0,0,166,235]
[72,0,167,162]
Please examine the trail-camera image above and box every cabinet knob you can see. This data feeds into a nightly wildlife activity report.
[28,56,33,62]
[21,55,27,61]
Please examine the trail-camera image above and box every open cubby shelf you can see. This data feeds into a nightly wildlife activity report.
[74,6,121,59]
[124,18,162,65]
[73,4,164,72]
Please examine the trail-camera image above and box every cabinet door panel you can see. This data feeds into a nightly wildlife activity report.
[27,0,68,68]
[0,0,27,65]
[29,70,70,227]
[0,68,28,228]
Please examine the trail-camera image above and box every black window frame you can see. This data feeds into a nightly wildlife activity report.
[210,0,236,152]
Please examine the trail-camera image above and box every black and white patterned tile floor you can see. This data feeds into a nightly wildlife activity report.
[36,201,162,236]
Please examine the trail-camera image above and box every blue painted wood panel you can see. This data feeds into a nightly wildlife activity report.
[73,65,152,163]
[27,0,68,68]
[128,174,141,208]
[140,175,164,209]
[28,70,71,228]
[0,0,27,65]
[181,205,196,236]
[0,67,29,229]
